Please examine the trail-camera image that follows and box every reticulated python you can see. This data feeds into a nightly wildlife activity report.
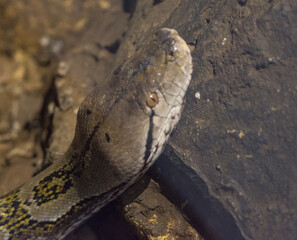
[0,28,192,240]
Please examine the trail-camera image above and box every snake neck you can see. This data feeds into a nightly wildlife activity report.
[0,150,135,240]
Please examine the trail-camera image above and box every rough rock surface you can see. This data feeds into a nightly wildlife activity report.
[0,0,296,240]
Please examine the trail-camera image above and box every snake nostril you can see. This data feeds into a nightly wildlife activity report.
[164,38,176,55]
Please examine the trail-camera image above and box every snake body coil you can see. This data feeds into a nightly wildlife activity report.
[0,28,192,240]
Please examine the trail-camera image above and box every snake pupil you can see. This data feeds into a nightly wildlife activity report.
[105,133,110,142]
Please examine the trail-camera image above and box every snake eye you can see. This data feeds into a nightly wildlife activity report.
[146,92,159,108]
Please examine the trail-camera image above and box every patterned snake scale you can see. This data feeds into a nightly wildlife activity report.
[0,28,192,239]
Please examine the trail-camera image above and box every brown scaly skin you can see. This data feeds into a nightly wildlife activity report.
[0,28,192,240]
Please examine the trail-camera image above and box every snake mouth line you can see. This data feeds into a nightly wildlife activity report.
[143,110,155,165]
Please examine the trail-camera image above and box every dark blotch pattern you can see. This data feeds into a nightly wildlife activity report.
[32,165,74,206]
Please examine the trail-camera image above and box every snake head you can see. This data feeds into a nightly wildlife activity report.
[71,28,192,187]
